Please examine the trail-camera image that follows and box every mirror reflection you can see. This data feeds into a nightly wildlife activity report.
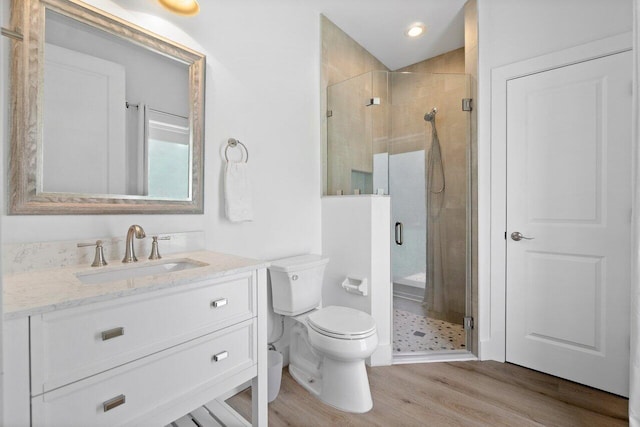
[42,9,191,199]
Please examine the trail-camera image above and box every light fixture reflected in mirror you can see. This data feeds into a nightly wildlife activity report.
[158,0,200,16]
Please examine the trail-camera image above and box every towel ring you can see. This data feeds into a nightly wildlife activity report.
[225,138,249,163]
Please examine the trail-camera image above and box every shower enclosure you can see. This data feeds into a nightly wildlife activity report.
[327,70,472,358]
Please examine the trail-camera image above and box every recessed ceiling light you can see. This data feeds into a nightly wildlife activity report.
[405,23,426,38]
[157,0,200,16]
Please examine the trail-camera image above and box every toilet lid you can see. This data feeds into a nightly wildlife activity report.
[307,306,376,338]
[269,254,329,273]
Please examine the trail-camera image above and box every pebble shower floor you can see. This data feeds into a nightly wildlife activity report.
[393,308,465,352]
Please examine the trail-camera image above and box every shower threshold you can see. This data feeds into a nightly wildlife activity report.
[393,350,476,365]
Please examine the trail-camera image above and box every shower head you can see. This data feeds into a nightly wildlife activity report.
[424,107,437,122]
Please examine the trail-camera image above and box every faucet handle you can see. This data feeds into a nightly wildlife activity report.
[77,240,108,267]
[148,236,170,260]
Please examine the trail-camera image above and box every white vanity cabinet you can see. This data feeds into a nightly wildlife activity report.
[3,253,268,427]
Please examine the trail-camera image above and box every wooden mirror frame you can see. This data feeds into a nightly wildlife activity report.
[9,0,206,214]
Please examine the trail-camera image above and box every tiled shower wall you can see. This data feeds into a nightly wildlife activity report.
[320,15,389,196]
[326,72,389,196]
[391,47,465,155]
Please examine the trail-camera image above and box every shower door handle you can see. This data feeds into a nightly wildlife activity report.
[395,222,403,245]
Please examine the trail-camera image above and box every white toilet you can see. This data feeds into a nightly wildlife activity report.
[268,255,378,413]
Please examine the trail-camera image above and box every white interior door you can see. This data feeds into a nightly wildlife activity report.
[43,43,126,194]
[506,51,632,397]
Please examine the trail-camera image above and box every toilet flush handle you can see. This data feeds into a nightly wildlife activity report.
[291,274,299,281]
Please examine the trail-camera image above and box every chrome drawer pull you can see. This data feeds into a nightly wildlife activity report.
[101,327,124,341]
[211,298,228,308]
[212,351,228,362]
[103,394,126,412]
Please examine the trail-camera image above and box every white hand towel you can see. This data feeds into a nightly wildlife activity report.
[224,161,253,222]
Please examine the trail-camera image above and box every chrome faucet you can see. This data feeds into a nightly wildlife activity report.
[122,224,146,263]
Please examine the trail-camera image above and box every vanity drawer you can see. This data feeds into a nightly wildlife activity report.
[32,319,256,427]
[31,273,256,394]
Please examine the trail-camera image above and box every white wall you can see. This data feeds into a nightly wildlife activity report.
[477,0,633,360]
[0,0,5,416]
[0,0,322,261]
[321,196,392,366]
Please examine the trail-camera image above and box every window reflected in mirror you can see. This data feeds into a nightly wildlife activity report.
[145,109,190,200]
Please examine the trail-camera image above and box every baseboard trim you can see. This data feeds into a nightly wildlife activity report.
[369,343,393,366]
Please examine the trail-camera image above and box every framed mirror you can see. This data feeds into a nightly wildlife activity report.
[9,0,205,214]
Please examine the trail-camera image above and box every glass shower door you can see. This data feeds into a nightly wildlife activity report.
[389,72,471,355]
[389,151,426,296]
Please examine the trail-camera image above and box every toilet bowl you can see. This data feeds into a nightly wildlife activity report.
[289,306,377,413]
[268,255,378,413]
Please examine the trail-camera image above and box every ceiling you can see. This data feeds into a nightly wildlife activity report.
[319,0,467,70]
[110,0,467,71]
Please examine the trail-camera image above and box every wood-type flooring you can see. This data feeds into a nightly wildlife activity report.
[226,361,628,426]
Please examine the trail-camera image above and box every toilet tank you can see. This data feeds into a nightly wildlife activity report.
[268,255,329,316]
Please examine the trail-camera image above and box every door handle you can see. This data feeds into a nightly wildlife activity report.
[395,222,403,245]
[511,231,534,241]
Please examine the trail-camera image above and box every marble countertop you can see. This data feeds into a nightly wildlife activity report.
[3,251,269,320]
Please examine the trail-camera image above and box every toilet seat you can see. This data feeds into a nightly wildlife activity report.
[307,306,376,340]
[268,255,377,413]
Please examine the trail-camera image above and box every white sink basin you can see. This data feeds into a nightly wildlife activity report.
[75,258,208,285]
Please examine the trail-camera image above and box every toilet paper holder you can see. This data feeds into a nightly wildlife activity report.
[341,276,368,296]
